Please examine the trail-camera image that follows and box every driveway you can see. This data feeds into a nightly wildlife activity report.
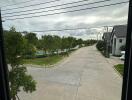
[19,45,122,100]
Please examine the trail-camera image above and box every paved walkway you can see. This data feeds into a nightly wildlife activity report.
[106,56,124,66]
[19,45,122,100]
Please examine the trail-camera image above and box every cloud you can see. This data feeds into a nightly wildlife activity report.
[1,0,129,40]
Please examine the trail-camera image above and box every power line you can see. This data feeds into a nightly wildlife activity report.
[1,0,38,8]
[29,28,97,33]
[21,25,114,33]
[3,0,111,18]
[4,1,129,21]
[3,0,97,15]
[2,0,60,11]
[22,27,103,33]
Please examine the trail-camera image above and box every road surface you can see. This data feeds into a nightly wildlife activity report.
[19,45,122,100]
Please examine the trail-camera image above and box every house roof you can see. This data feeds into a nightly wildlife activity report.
[112,25,127,38]
[103,32,111,41]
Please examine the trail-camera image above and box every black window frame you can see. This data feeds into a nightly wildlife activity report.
[121,0,132,100]
[0,0,132,100]
[0,10,10,100]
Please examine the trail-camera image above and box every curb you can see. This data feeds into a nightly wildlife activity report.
[24,48,78,69]
[24,57,67,69]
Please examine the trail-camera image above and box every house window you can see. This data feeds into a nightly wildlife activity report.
[119,39,122,43]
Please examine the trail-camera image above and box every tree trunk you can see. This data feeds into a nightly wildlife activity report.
[44,49,46,55]
[43,48,44,55]
[43,48,46,56]
[57,49,59,55]
[16,94,20,100]
[12,96,16,100]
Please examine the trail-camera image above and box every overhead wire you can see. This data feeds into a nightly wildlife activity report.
[1,0,60,11]
[3,1,129,21]
[2,0,102,15]
[1,0,40,8]
[20,25,114,33]
[3,0,112,18]
[28,27,99,33]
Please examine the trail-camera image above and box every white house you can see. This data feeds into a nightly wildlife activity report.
[110,25,127,56]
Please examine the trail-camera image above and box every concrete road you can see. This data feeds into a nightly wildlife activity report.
[19,45,122,100]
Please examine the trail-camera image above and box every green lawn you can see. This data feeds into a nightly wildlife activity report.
[23,55,64,67]
[114,64,124,75]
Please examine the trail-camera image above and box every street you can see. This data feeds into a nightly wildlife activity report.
[19,45,122,100]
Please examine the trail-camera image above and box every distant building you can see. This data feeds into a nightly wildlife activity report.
[102,25,127,56]
[110,25,127,56]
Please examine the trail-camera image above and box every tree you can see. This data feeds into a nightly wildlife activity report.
[52,35,61,54]
[4,27,36,100]
[70,37,77,48]
[84,39,97,46]
[24,32,38,46]
[96,40,107,57]
[76,38,83,47]
[67,37,76,49]
[36,39,43,50]
[41,35,54,56]
[23,33,37,58]
[61,37,69,51]
[23,39,36,58]
[96,40,106,51]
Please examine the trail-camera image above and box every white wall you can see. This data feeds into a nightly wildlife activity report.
[115,37,126,55]
[112,35,126,55]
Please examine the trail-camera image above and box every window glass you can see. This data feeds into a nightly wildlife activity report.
[119,39,122,43]
[1,0,128,100]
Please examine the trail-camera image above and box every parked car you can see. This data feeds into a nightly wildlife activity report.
[120,51,125,60]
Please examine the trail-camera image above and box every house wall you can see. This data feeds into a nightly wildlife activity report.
[112,35,126,55]
[115,37,126,55]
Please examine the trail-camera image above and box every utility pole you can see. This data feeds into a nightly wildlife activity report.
[104,26,109,58]
[99,32,102,40]
[97,33,98,41]
[0,9,10,100]
[97,32,100,43]
[104,26,109,33]
[98,32,102,40]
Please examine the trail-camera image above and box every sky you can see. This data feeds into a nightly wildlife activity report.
[0,0,129,40]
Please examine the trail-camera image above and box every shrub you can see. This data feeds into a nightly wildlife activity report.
[96,41,106,51]
[96,41,108,57]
